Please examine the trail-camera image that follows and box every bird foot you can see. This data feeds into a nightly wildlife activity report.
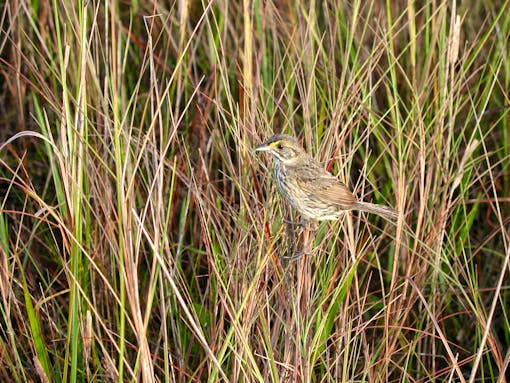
[284,219,307,228]
[282,248,309,261]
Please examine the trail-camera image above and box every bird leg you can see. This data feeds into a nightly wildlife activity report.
[284,218,319,231]
[283,218,308,229]
[283,219,318,260]
[282,248,308,260]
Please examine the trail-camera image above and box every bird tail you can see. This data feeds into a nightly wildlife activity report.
[352,201,398,221]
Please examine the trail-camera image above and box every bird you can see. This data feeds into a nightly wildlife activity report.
[255,134,398,224]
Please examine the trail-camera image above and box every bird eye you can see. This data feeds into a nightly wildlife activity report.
[277,143,283,150]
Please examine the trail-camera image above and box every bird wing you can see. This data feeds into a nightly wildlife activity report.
[313,176,356,207]
[296,167,356,207]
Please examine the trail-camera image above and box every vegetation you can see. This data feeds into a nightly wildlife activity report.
[0,0,508,381]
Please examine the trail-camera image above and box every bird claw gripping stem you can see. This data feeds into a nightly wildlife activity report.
[283,218,307,228]
[282,247,310,260]
[283,219,317,260]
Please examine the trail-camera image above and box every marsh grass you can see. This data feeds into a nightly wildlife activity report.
[0,0,509,382]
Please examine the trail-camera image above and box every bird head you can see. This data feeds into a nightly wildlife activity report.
[255,134,306,165]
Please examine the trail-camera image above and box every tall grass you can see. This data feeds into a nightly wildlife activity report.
[0,0,509,382]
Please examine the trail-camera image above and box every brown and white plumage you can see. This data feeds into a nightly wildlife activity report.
[255,134,397,221]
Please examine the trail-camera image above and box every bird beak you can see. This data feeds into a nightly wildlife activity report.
[255,143,271,152]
